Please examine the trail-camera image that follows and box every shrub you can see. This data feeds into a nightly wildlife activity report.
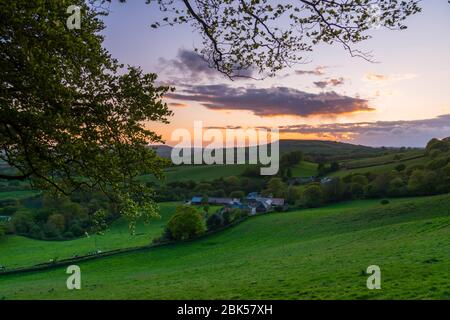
[69,222,85,237]
[263,178,287,198]
[222,208,247,224]
[29,223,43,239]
[286,185,302,205]
[364,173,394,198]
[166,206,206,241]
[229,190,245,200]
[47,214,66,234]
[350,183,365,199]
[395,163,406,172]
[408,169,438,195]
[153,227,173,244]
[206,213,225,231]
[224,176,240,186]
[63,231,74,239]
[427,158,448,170]
[9,209,35,234]
[380,199,390,205]
[302,184,324,208]
[387,177,407,197]
[44,222,61,239]
[426,138,448,154]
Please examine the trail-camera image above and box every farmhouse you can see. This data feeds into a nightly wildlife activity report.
[246,193,285,214]
[189,193,285,214]
[190,196,238,206]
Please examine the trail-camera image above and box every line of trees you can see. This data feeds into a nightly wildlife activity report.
[272,137,450,208]
[154,205,247,242]
[3,190,115,240]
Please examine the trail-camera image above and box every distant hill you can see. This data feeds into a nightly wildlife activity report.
[150,144,173,159]
[152,139,402,162]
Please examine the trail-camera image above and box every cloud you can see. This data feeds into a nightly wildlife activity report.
[364,73,417,83]
[159,49,218,81]
[204,114,450,147]
[160,49,254,82]
[275,114,450,147]
[295,66,329,76]
[168,102,188,108]
[167,84,373,117]
[314,77,345,89]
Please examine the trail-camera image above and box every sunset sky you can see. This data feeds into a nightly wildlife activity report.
[101,1,450,147]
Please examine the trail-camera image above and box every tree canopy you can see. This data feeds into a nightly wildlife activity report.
[1,1,172,219]
[118,0,423,78]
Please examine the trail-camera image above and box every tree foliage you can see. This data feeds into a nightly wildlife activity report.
[128,0,422,78]
[302,183,324,208]
[167,205,206,240]
[0,1,172,221]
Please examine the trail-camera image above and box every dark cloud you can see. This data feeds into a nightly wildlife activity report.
[277,114,450,147]
[167,84,373,117]
[161,49,254,81]
[163,49,217,80]
[276,115,450,133]
[204,114,450,147]
[314,77,345,89]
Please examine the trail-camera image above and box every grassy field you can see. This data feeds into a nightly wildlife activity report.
[330,156,428,178]
[139,164,254,184]
[1,194,449,299]
[0,203,221,269]
[291,161,317,177]
[341,150,425,169]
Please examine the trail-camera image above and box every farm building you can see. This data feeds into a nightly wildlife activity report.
[189,193,285,214]
[190,196,238,206]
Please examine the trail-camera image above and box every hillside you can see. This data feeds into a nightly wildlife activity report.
[1,194,449,299]
[332,158,428,178]
[153,139,389,161]
[139,164,253,184]
[279,139,385,159]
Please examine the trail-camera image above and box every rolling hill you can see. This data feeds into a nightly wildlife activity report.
[153,139,391,161]
[1,194,449,299]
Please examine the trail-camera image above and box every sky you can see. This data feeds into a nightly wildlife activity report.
[100,1,450,147]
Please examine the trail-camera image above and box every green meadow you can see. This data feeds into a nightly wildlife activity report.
[0,203,177,269]
[330,156,428,177]
[0,203,221,269]
[139,164,253,183]
[1,194,449,299]
[291,161,317,177]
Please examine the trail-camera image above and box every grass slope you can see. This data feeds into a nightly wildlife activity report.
[1,195,449,299]
[291,161,317,177]
[341,150,425,169]
[140,164,253,184]
[0,203,180,269]
[279,140,382,159]
[0,203,221,269]
[330,156,428,178]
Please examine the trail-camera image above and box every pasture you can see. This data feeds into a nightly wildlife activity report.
[1,194,449,299]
